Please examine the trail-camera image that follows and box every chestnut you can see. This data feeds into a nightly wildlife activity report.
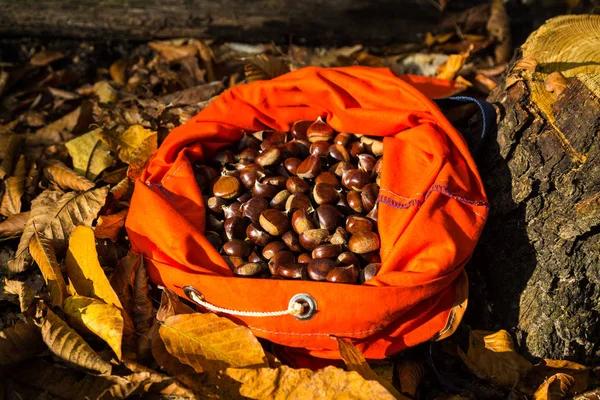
[283,158,302,176]
[348,141,365,158]
[224,216,248,240]
[326,265,359,284]
[285,193,312,213]
[347,191,364,213]
[366,202,379,224]
[313,182,340,205]
[205,231,223,250]
[330,227,349,245]
[361,183,379,212]
[327,144,350,163]
[315,172,341,189]
[277,263,306,279]
[361,263,381,282]
[252,181,279,199]
[296,155,322,179]
[337,251,360,268]
[206,214,224,232]
[335,193,353,216]
[346,215,373,235]
[286,176,311,194]
[262,241,288,260]
[307,258,337,281]
[307,117,334,143]
[223,256,245,270]
[262,175,286,189]
[239,164,267,189]
[357,154,377,173]
[334,132,351,146]
[360,136,383,156]
[315,205,342,231]
[259,209,290,236]
[213,176,241,199]
[309,141,330,158]
[312,244,343,259]
[246,223,272,246]
[196,165,219,186]
[330,161,353,178]
[224,202,243,220]
[234,262,267,277]
[270,189,291,210]
[281,231,303,252]
[211,150,236,165]
[373,157,383,176]
[342,169,370,191]
[248,251,266,263]
[264,130,288,144]
[242,197,269,224]
[238,148,258,162]
[348,231,380,254]
[298,253,312,263]
[292,209,315,234]
[222,239,253,258]
[236,192,252,203]
[291,120,312,140]
[268,251,296,275]
[360,251,381,265]
[207,197,227,214]
[299,229,330,251]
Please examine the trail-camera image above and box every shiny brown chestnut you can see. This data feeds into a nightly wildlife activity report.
[262,241,288,260]
[239,164,267,189]
[348,141,365,158]
[213,176,241,199]
[326,265,359,284]
[330,161,353,178]
[313,182,340,205]
[268,251,296,275]
[335,193,353,216]
[307,258,337,281]
[282,231,303,252]
[361,263,381,282]
[366,202,379,224]
[309,141,330,158]
[206,214,223,232]
[327,144,350,162]
[264,130,288,144]
[205,231,223,250]
[277,263,306,279]
[296,155,322,179]
[298,253,312,264]
[238,148,258,162]
[224,202,243,219]
[262,175,286,189]
[283,158,302,176]
[346,215,374,235]
[195,165,220,187]
[299,229,330,251]
[360,136,384,156]
[347,191,364,213]
[312,244,343,259]
[245,223,272,246]
[334,132,351,146]
[315,171,341,189]
[252,180,279,199]
[285,193,312,213]
[224,216,248,240]
[286,176,311,194]
[241,197,269,224]
[357,154,377,173]
[361,183,379,212]
[342,169,370,191]
[270,190,291,210]
[236,192,252,203]
[248,251,265,263]
[307,117,334,143]
[291,120,312,140]
[234,262,267,277]
[223,256,245,270]
[348,231,380,254]
[207,197,227,214]
[360,251,381,265]
[259,209,290,236]
[315,205,342,231]
[211,150,236,165]
[330,227,349,245]
[337,251,360,268]
[222,239,253,258]
[292,209,315,234]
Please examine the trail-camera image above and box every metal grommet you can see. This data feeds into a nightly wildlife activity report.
[289,293,317,320]
[183,286,202,300]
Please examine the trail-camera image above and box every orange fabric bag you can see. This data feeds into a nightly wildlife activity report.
[126,66,489,361]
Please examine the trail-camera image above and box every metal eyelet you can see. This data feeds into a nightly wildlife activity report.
[183,285,202,300]
[289,293,318,320]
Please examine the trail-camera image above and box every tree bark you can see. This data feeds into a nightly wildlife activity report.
[466,66,600,364]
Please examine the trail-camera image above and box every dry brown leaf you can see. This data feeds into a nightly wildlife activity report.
[524,359,590,395]
[44,159,95,191]
[29,228,68,308]
[222,365,396,399]
[396,358,425,397]
[425,32,455,47]
[101,166,128,184]
[534,373,575,400]
[0,319,45,365]
[29,103,92,146]
[457,329,532,388]
[94,80,118,104]
[353,52,385,68]
[109,177,133,200]
[244,54,290,83]
[123,359,196,398]
[41,307,112,374]
[336,337,405,399]
[30,49,64,66]
[95,209,128,242]
[63,295,124,360]
[436,45,473,81]
[574,388,600,399]
[9,187,108,274]
[8,358,139,399]
[545,72,569,96]
[159,313,269,373]
[65,129,115,180]
[101,125,157,180]
[486,0,512,64]
[110,251,139,317]
[156,286,195,322]
[3,277,40,312]
[133,259,154,359]
[110,59,128,85]
[66,225,122,308]
[0,134,22,179]
[149,39,198,62]
[0,154,26,216]
[0,211,29,238]
[151,330,197,376]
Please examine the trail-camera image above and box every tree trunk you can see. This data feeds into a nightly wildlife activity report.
[466,66,600,364]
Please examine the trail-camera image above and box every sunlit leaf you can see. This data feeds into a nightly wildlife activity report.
[156,286,195,322]
[94,209,128,242]
[396,358,425,397]
[151,331,197,376]
[94,80,118,104]
[244,54,290,82]
[109,177,132,200]
[0,154,26,216]
[3,276,42,312]
[101,125,157,180]
[544,71,569,96]
[524,359,590,395]
[574,387,600,399]
[110,59,128,85]
[0,211,29,238]
[29,104,92,146]
[159,313,268,373]
[44,159,95,191]
[123,359,196,398]
[66,226,122,308]
[29,228,68,307]
[457,329,532,388]
[65,129,115,180]
[30,49,64,66]
[41,307,112,374]
[534,373,574,400]
[63,295,124,360]
[0,319,45,365]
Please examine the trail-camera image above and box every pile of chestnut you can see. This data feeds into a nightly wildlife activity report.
[195,117,383,284]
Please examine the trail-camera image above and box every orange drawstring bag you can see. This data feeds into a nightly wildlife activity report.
[126,66,489,362]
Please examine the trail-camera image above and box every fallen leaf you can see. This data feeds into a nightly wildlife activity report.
[8,358,138,399]
[66,225,123,308]
[30,49,64,66]
[425,32,455,47]
[0,134,22,180]
[436,45,473,80]
[28,103,92,146]
[3,277,40,312]
[63,295,124,360]
[29,228,68,308]
[534,373,574,400]
[0,211,29,238]
[94,80,118,104]
[151,331,197,376]
[9,187,108,274]
[0,154,26,216]
[101,125,157,180]
[95,209,128,242]
[0,319,45,365]
[457,329,533,388]
[223,365,396,399]
[336,337,405,399]
[486,0,512,64]
[44,159,95,191]
[159,313,269,373]
[156,286,195,322]
[524,359,590,395]
[396,358,425,397]
[353,52,385,68]
[65,129,115,180]
[110,251,139,317]
[110,59,128,85]
[157,82,224,106]
[133,260,154,359]
[149,39,198,62]
[123,359,196,398]
[505,55,538,89]
[41,307,112,374]
[545,72,569,96]
[110,177,132,201]
[574,388,600,399]
[244,54,290,82]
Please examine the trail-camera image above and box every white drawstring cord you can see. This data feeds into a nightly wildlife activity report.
[187,289,305,318]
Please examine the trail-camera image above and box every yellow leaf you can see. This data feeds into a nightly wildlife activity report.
[156,286,195,322]
[94,80,118,104]
[336,337,406,399]
[223,365,397,399]
[149,39,198,62]
[63,295,124,360]
[8,358,138,399]
[109,177,132,200]
[0,210,29,238]
[30,49,64,66]
[457,329,532,388]
[29,229,68,307]
[524,359,590,395]
[94,209,128,242]
[102,125,157,180]
[65,129,115,180]
[0,154,25,216]
[109,59,128,85]
[159,313,269,373]
[66,226,122,308]
[151,331,197,376]
[244,54,290,82]
[41,308,112,374]
[436,45,473,81]
[44,160,95,191]
[534,373,574,400]
[396,358,425,397]
[0,319,45,365]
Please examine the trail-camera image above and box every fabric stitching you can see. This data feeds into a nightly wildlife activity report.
[247,325,384,336]
[377,184,489,211]
[161,162,191,184]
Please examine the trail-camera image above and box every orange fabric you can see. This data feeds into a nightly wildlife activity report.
[126,66,489,360]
